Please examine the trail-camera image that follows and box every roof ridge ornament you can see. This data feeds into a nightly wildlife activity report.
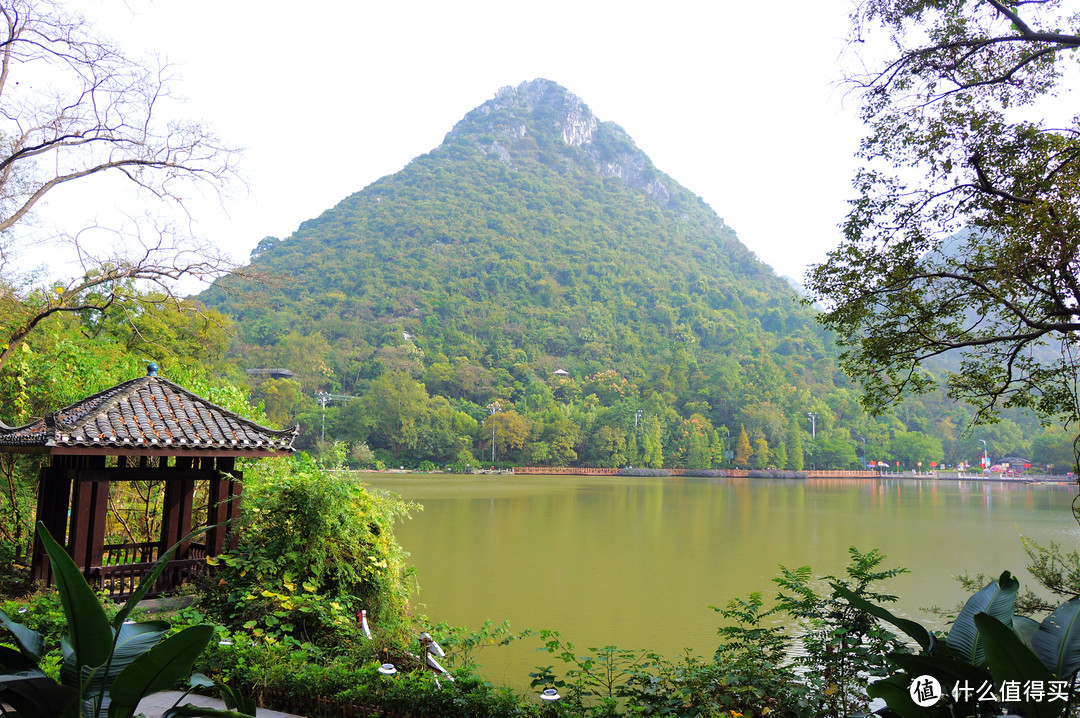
[147,362,159,377]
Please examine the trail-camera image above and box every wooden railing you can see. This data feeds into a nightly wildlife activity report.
[92,542,209,599]
[103,541,160,566]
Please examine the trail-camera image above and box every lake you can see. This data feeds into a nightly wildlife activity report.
[362,473,1080,686]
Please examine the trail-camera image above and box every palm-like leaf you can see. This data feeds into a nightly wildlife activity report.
[945,571,1018,666]
[831,581,935,652]
[0,670,78,718]
[37,522,113,673]
[975,613,1057,718]
[1031,596,1080,679]
[866,675,934,718]
[107,624,214,718]
[0,610,45,662]
[62,621,173,717]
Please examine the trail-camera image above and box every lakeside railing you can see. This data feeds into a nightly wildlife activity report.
[511,467,881,478]
[509,468,1065,481]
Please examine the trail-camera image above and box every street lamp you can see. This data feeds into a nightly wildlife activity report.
[979,439,989,468]
[806,412,818,440]
[487,402,502,463]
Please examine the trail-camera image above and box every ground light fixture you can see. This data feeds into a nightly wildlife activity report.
[378,664,398,676]
[540,688,561,701]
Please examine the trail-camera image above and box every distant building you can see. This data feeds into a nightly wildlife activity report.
[247,368,295,379]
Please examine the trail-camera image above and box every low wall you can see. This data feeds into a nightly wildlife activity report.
[511,467,881,478]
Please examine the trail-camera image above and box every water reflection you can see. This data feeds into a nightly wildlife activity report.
[364,474,1079,686]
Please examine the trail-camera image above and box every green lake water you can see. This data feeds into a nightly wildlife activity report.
[362,474,1080,687]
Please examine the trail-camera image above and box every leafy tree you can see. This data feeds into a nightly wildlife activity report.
[361,371,429,456]
[481,408,529,462]
[813,436,860,471]
[806,0,1080,435]
[625,432,640,467]
[773,440,788,471]
[1031,426,1076,473]
[889,431,945,470]
[735,424,752,466]
[750,436,769,470]
[788,419,805,471]
[251,377,307,429]
[587,425,627,468]
[967,419,1029,463]
[639,415,664,468]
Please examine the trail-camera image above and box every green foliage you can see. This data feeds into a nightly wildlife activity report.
[806,0,1080,431]
[773,547,908,718]
[529,548,905,718]
[195,80,946,470]
[197,455,417,647]
[0,522,250,718]
[841,567,1080,718]
[734,425,751,466]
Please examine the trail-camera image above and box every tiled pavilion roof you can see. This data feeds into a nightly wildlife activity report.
[0,369,298,455]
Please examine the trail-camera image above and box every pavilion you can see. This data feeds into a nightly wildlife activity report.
[0,363,298,598]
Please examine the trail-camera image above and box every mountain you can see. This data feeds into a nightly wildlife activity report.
[200,79,841,454]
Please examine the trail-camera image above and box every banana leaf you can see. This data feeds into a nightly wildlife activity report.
[61,620,172,717]
[37,522,113,673]
[0,670,78,718]
[0,610,45,662]
[866,674,935,718]
[1013,615,1040,647]
[887,651,991,687]
[974,612,1058,718]
[106,624,214,718]
[945,571,1018,667]
[1031,596,1080,680]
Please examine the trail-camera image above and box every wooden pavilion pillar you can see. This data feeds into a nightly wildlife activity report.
[207,457,243,554]
[66,455,109,574]
[30,461,73,584]
[160,457,196,559]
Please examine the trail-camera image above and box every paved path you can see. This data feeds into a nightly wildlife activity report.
[136,691,302,718]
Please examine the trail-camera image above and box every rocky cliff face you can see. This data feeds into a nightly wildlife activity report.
[448,78,684,213]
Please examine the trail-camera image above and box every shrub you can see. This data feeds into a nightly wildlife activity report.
[197,454,417,648]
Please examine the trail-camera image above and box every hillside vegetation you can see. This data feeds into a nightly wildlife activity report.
[201,79,1060,471]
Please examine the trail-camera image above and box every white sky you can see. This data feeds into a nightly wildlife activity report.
[29,0,869,284]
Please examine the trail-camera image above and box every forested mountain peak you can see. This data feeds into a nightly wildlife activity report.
[448,78,691,215]
[200,79,855,464]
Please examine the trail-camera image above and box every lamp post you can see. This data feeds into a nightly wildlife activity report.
[487,402,502,464]
[806,412,818,440]
[979,439,989,469]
